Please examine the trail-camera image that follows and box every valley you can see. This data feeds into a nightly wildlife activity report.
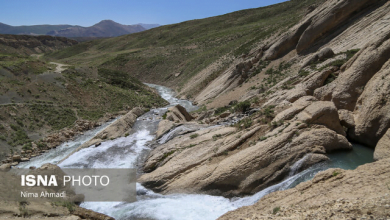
[1,0,390,219]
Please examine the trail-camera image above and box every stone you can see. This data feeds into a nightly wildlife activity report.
[297,101,346,136]
[314,31,390,111]
[296,0,381,53]
[219,112,231,119]
[374,129,390,161]
[348,58,390,147]
[156,120,176,139]
[0,163,11,171]
[338,110,355,128]
[12,155,21,162]
[219,158,390,220]
[166,105,194,122]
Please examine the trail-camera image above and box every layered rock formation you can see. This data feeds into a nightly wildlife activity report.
[139,0,390,218]
[219,159,390,219]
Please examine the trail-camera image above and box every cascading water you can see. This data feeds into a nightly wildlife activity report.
[15,83,374,220]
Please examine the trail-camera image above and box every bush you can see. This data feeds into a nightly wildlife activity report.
[190,133,199,139]
[234,101,251,113]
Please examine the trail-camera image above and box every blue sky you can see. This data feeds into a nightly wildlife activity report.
[1,0,288,26]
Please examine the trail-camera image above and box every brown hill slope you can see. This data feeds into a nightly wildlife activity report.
[47,20,146,38]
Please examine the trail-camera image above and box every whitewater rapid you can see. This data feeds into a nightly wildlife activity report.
[16,84,374,220]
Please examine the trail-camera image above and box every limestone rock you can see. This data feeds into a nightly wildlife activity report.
[272,96,317,123]
[264,68,334,106]
[219,158,390,220]
[0,163,11,171]
[314,31,390,110]
[20,158,30,162]
[156,120,176,139]
[301,48,335,68]
[166,105,194,122]
[338,109,355,128]
[263,19,312,60]
[12,155,21,162]
[374,129,390,161]
[139,121,350,197]
[348,58,390,147]
[297,101,346,136]
[296,0,381,53]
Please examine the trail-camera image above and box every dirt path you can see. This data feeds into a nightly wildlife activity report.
[49,62,69,73]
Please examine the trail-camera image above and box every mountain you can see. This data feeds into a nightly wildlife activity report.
[0,20,160,38]
[137,23,160,29]
[47,20,146,38]
[0,22,74,35]
[45,0,390,218]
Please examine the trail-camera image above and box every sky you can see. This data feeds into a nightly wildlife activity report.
[1,0,288,27]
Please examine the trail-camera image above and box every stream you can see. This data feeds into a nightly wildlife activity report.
[16,84,374,220]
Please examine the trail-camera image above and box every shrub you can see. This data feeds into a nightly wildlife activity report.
[273,206,281,215]
[190,133,199,139]
[234,101,251,113]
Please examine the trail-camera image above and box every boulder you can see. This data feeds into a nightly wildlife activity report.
[263,19,312,60]
[297,101,346,136]
[272,96,317,123]
[12,155,21,162]
[0,163,11,171]
[338,109,355,128]
[166,105,194,122]
[301,48,335,68]
[348,58,390,147]
[374,129,390,161]
[156,120,176,139]
[314,31,390,110]
[219,112,231,119]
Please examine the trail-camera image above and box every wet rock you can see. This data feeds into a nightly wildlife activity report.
[156,120,176,139]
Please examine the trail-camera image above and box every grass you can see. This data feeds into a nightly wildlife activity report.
[273,206,281,215]
[52,200,75,213]
[44,0,324,98]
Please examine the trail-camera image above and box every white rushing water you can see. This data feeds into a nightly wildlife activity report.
[15,83,374,220]
[17,119,116,169]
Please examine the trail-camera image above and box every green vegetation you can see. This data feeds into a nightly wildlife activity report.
[212,134,223,141]
[332,170,340,177]
[190,133,199,139]
[52,200,75,213]
[234,118,253,129]
[234,101,251,113]
[8,124,31,147]
[45,0,323,98]
[273,206,281,215]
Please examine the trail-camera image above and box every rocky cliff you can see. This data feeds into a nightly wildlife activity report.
[138,0,390,218]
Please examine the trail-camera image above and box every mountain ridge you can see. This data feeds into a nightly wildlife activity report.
[0,20,160,38]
